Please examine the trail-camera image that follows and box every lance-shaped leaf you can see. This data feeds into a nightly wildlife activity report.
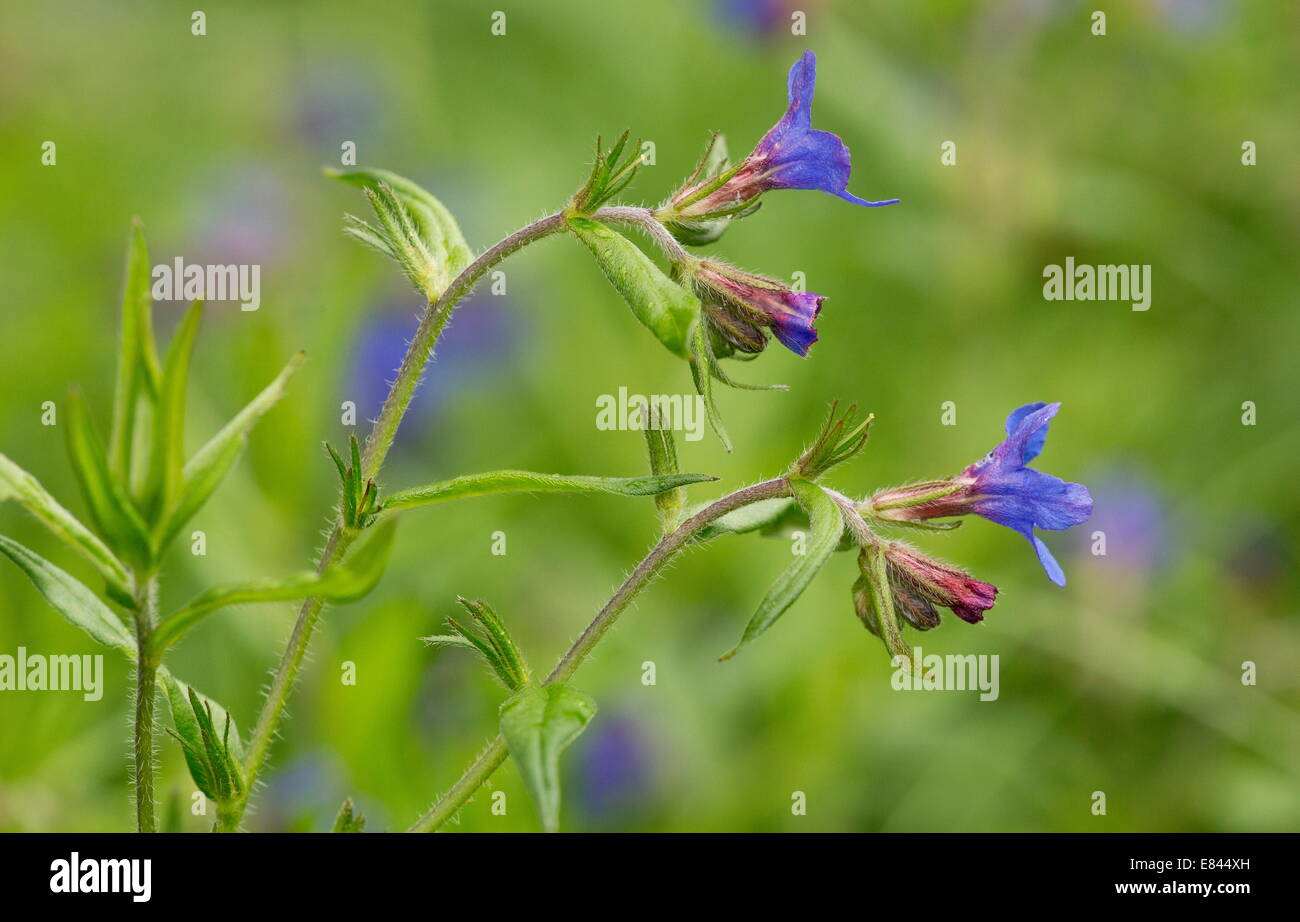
[719,478,843,661]
[144,301,203,520]
[327,167,473,278]
[568,217,701,359]
[108,219,163,481]
[157,349,304,552]
[153,518,398,650]
[160,669,245,802]
[182,350,305,482]
[0,453,130,595]
[331,798,366,833]
[643,410,685,535]
[0,534,135,655]
[383,470,715,512]
[64,388,153,569]
[689,320,732,451]
[499,682,597,833]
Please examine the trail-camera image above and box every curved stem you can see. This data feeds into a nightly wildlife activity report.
[233,212,568,826]
[408,477,790,832]
[593,205,691,264]
[132,577,159,833]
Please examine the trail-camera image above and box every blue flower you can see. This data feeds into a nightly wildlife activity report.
[668,51,898,219]
[959,403,1093,586]
[869,403,1092,586]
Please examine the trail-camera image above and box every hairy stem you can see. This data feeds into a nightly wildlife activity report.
[132,577,159,833]
[232,212,568,826]
[594,205,691,263]
[408,477,790,832]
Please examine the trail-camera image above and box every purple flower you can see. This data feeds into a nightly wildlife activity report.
[870,403,1092,586]
[667,51,898,220]
[688,260,824,356]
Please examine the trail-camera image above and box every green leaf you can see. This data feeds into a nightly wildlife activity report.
[568,217,701,359]
[154,434,245,555]
[183,350,305,482]
[153,518,398,650]
[108,219,162,481]
[500,683,597,833]
[160,669,245,801]
[0,453,130,594]
[327,167,473,277]
[719,479,844,660]
[145,301,203,519]
[689,320,732,451]
[157,349,304,552]
[643,413,684,534]
[0,534,135,655]
[383,470,715,511]
[64,388,153,569]
[331,798,366,833]
[856,544,908,659]
[426,597,530,691]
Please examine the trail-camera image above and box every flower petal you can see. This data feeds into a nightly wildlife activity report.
[997,402,1058,466]
[1030,533,1067,586]
[768,292,823,355]
[785,50,816,132]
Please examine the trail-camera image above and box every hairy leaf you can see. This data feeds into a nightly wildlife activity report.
[500,683,597,833]
[183,350,305,481]
[568,217,700,359]
[108,219,162,481]
[383,470,715,511]
[331,798,366,833]
[154,518,398,649]
[719,478,844,660]
[64,389,153,568]
[0,453,129,593]
[145,301,203,519]
[0,534,135,654]
[327,167,473,277]
[160,669,245,801]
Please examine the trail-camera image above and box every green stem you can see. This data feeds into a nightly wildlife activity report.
[408,477,790,832]
[232,212,568,827]
[132,576,159,833]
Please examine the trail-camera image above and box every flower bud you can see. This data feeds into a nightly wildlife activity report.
[684,258,824,356]
[883,543,998,625]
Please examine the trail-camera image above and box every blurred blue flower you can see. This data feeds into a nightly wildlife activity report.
[347,292,517,448]
[190,163,296,267]
[716,0,790,37]
[292,61,387,149]
[1071,468,1171,575]
[576,710,655,820]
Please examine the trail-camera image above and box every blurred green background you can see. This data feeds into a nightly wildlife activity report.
[1,0,1296,832]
